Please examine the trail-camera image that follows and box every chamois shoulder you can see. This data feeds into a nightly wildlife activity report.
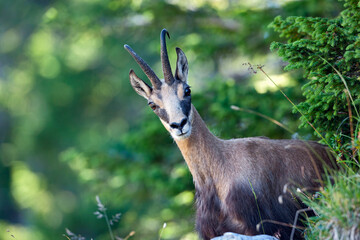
[224,137,333,165]
[226,136,326,147]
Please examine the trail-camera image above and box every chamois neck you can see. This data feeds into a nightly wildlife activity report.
[175,105,223,186]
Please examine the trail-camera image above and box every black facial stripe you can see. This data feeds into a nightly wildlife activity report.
[180,98,191,117]
[157,108,169,123]
[174,82,179,96]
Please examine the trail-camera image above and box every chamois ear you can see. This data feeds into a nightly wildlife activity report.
[175,47,188,83]
[129,69,152,100]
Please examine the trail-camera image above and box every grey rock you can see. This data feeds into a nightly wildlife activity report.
[211,232,278,240]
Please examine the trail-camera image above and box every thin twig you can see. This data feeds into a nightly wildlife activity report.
[231,105,294,133]
[290,208,314,240]
[63,235,72,240]
[248,179,265,234]
[123,231,136,240]
[158,223,167,240]
[104,209,115,240]
[256,219,306,231]
[256,65,333,150]
[345,89,356,157]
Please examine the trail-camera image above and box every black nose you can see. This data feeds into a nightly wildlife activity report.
[170,118,187,130]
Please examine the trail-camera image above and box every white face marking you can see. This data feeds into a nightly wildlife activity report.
[161,108,193,140]
[160,113,192,140]
[154,82,192,140]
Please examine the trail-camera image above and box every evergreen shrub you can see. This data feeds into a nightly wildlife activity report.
[270,0,360,159]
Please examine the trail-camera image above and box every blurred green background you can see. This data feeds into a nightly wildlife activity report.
[0,0,344,239]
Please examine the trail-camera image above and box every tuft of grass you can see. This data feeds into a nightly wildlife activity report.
[64,196,134,240]
[302,170,360,239]
[94,195,121,240]
[64,228,86,240]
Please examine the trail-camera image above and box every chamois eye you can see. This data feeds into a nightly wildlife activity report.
[184,87,191,97]
[148,102,157,110]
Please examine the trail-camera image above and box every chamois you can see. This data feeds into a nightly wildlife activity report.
[124,29,335,240]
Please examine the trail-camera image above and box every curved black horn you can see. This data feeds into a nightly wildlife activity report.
[160,29,175,84]
[124,44,162,89]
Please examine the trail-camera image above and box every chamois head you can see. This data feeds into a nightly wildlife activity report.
[124,29,192,140]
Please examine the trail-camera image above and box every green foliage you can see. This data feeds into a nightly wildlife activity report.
[303,170,360,239]
[193,78,304,139]
[270,0,360,155]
